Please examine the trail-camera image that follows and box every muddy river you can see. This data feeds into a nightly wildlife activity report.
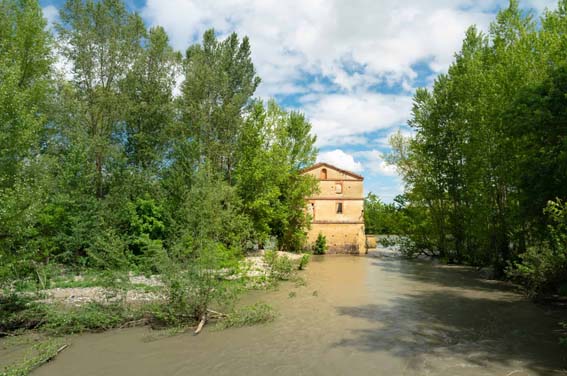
[34,253,566,375]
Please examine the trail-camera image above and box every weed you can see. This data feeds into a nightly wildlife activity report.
[1,338,65,376]
[298,254,310,270]
[263,251,294,281]
[313,233,327,255]
[215,303,276,330]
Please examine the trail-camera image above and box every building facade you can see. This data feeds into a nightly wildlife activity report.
[301,163,366,254]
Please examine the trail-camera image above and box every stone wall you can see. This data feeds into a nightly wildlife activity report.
[302,163,366,254]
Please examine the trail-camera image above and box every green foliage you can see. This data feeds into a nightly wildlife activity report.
[0,294,49,333]
[1,338,64,376]
[235,101,318,250]
[298,254,310,270]
[180,29,260,181]
[42,302,139,335]
[215,303,276,330]
[508,199,567,297]
[0,0,318,339]
[389,1,567,282]
[0,293,139,336]
[263,251,294,281]
[364,193,408,235]
[150,166,248,326]
[313,233,327,255]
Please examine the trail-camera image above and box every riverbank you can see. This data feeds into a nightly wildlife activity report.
[0,251,307,374]
[27,255,567,376]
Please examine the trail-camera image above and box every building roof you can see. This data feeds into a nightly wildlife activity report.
[300,162,364,180]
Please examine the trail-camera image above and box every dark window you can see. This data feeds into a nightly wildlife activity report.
[320,168,327,179]
[336,202,343,214]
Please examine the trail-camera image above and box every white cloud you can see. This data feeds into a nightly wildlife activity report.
[317,149,363,173]
[354,149,398,177]
[137,0,556,201]
[305,92,413,147]
[140,0,500,98]
[140,0,557,147]
[43,5,59,27]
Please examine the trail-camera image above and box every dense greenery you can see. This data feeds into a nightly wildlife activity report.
[0,0,319,344]
[0,0,318,291]
[363,193,407,235]
[389,0,567,296]
[313,233,327,255]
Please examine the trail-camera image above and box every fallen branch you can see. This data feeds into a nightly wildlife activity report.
[194,314,207,335]
[206,309,228,318]
[32,344,69,371]
[119,317,149,329]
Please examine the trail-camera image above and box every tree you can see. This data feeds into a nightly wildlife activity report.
[235,101,317,252]
[56,0,146,198]
[389,0,567,280]
[180,29,261,182]
[0,0,54,273]
[121,26,181,171]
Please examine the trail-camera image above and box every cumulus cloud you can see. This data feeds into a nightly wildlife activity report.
[317,149,363,173]
[137,0,557,201]
[140,0,504,97]
[354,150,398,177]
[305,92,413,147]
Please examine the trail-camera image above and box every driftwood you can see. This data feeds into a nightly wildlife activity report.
[194,314,207,335]
[206,309,228,318]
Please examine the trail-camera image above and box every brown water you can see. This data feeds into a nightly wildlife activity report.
[33,254,566,375]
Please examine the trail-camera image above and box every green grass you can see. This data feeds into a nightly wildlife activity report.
[215,303,276,330]
[1,338,65,376]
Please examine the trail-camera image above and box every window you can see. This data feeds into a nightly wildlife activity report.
[320,168,327,180]
[336,202,343,214]
[335,183,342,194]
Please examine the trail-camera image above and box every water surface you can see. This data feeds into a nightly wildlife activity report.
[34,254,566,375]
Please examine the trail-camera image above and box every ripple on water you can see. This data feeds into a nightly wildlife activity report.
[33,255,566,376]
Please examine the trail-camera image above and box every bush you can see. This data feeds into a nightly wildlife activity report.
[0,294,48,333]
[508,199,567,297]
[313,233,327,255]
[0,294,142,336]
[298,254,310,270]
[263,250,294,280]
[42,302,140,335]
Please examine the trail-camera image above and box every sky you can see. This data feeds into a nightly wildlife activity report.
[40,0,558,201]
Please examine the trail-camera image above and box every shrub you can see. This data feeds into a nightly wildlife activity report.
[263,250,294,280]
[508,199,567,297]
[298,254,310,270]
[313,233,327,255]
[0,294,48,333]
[42,302,139,335]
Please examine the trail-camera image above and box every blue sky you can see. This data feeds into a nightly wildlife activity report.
[40,0,557,201]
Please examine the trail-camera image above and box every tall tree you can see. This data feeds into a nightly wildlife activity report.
[0,0,53,260]
[56,0,146,198]
[180,29,261,182]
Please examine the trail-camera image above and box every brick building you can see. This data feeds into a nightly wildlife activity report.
[301,163,366,254]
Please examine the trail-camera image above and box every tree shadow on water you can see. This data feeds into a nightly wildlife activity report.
[333,290,567,374]
[370,256,518,294]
